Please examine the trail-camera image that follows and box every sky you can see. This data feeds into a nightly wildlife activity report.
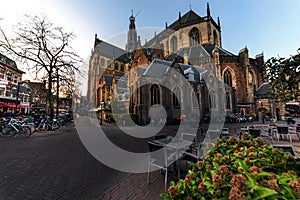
[1,0,300,94]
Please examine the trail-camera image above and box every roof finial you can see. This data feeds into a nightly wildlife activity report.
[189,4,192,10]
[207,2,211,17]
[179,11,181,20]
[131,9,133,16]
[217,17,221,27]
[165,22,168,29]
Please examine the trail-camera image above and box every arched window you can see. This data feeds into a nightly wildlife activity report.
[248,71,254,84]
[173,86,181,108]
[150,84,160,105]
[224,70,233,87]
[114,62,119,71]
[170,36,178,52]
[213,30,218,45]
[225,92,231,109]
[189,28,200,46]
[209,91,216,109]
[192,88,200,108]
[100,58,105,66]
[120,64,124,72]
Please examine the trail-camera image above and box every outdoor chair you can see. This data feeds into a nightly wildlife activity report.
[147,141,178,192]
[277,126,291,142]
[220,128,229,139]
[180,132,196,152]
[288,124,300,142]
[206,129,222,142]
[182,130,219,162]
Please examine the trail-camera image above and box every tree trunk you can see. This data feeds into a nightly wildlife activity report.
[48,69,54,119]
[56,68,59,116]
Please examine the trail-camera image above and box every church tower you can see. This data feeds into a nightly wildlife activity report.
[126,11,138,52]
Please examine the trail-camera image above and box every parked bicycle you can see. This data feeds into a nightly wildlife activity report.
[0,118,32,138]
[37,116,61,131]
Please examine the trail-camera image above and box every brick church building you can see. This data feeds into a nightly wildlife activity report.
[87,3,266,124]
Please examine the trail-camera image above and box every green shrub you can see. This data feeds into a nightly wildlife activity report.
[161,134,300,200]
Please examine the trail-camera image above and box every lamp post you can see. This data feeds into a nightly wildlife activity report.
[99,105,102,125]
[99,99,104,125]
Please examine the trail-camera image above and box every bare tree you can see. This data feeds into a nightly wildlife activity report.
[0,14,82,118]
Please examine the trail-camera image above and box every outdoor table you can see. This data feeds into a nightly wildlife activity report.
[154,137,194,179]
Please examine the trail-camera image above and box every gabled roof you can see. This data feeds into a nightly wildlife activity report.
[168,10,204,31]
[143,59,172,78]
[143,59,207,83]
[94,38,128,62]
[255,82,276,98]
[202,43,235,57]
[175,45,211,59]
[0,52,24,74]
[136,66,147,76]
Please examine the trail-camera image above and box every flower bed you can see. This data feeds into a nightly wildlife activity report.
[161,134,300,199]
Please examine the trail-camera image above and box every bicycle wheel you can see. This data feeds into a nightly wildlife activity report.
[1,126,16,137]
[21,126,32,138]
[38,123,48,131]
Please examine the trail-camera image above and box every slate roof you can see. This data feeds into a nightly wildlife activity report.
[143,59,207,83]
[202,43,235,57]
[168,10,204,30]
[94,38,128,62]
[136,66,147,76]
[143,59,172,78]
[175,45,211,59]
[256,82,276,98]
[0,52,24,73]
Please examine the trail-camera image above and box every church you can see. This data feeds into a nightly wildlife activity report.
[87,3,266,124]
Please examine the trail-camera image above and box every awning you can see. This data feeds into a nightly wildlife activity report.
[0,102,33,108]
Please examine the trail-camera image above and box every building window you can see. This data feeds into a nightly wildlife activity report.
[114,62,119,71]
[224,69,233,87]
[100,58,105,66]
[106,85,111,93]
[120,64,124,72]
[192,88,200,108]
[0,88,5,96]
[248,71,254,84]
[173,86,181,108]
[150,84,160,105]
[170,36,178,52]
[209,91,216,109]
[225,92,231,109]
[213,30,218,45]
[189,27,200,46]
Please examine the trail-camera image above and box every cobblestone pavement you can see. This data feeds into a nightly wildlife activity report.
[0,123,123,200]
[1,118,300,200]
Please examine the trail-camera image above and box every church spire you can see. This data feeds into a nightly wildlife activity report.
[126,10,138,52]
[207,2,211,18]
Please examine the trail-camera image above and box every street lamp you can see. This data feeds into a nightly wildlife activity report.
[99,99,104,125]
[99,104,102,125]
